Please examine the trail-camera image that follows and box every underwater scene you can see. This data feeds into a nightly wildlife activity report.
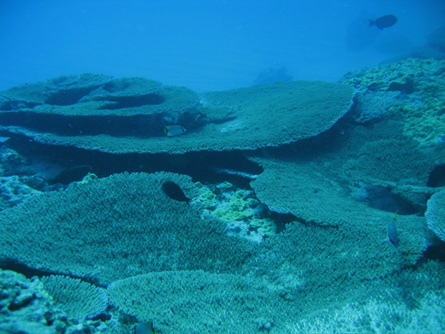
[0,1,444,333]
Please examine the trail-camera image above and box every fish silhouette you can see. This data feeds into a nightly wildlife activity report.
[369,14,398,30]
[387,217,400,247]
[162,181,191,205]
[164,124,186,137]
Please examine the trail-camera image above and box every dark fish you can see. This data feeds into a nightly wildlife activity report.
[50,165,92,185]
[369,14,397,30]
[162,181,191,205]
[387,217,399,247]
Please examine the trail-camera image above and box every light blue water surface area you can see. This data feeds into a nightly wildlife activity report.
[0,0,444,91]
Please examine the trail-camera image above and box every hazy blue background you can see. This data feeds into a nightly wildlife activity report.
[1,0,444,92]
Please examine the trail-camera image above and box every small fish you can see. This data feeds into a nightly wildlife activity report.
[387,216,400,247]
[162,181,191,205]
[164,124,186,137]
[135,321,157,334]
[369,14,398,30]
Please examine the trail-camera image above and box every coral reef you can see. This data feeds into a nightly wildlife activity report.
[0,172,254,285]
[41,275,108,320]
[107,270,281,333]
[0,269,113,334]
[0,77,354,153]
[0,58,444,333]
[0,73,112,109]
[425,190,445,242]
[285,261,445,333]
[341,58,445,148]
[197,181,276,241]
[0,75,201,142]
[0,175,41,210]
[350,90,400,123]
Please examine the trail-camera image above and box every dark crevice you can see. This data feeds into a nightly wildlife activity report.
[0,260,107,288]
[91,312,112,322]
[1,260,51,279]
[387,77,415,94]
[45,87,98,105]
[98,93,164,109]
[0,112,169,137]
[5,134,263,189]
[427,164,445,187]
[0,103,206,138]
[423,242,445,262]
[350,184,421,215]
[270,212,300,233]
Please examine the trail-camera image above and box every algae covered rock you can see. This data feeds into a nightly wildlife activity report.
[0,175,42,210]
[0,269,60,334]
[0,269,118,333]
[341,58,445,148]
[197,182,277,242]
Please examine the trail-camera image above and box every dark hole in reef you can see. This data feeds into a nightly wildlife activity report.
[7,295,33,311]
[91,312,112,322]
[423,242,445,262]
[388,78,415,94]
[0,111,169,137]
[0,260,50,279]
[0,100,40,111]
[351,184,419,215]
[5,137,300,238]
[0,260,106,287]
[98,94,164,109]
[6,137,264,190]
[270,212,297,233]
[427,164,445,187]
[45,87,98,106]
[49,165,92,185]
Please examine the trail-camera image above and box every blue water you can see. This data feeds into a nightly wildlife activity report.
[1,0,444,92]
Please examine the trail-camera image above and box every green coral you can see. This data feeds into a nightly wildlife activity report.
[196,182,217,208]
[216,181,233,190]
[79,173,99,184]
[214,190,253,221]
[250,218,276,236]
[196,182,277,240]
[341,58,445,147]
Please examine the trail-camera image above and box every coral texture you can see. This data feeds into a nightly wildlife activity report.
[425,190,445,241]
[41,275,107,320]
[0,78,354,153]
[0,172,253,284]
